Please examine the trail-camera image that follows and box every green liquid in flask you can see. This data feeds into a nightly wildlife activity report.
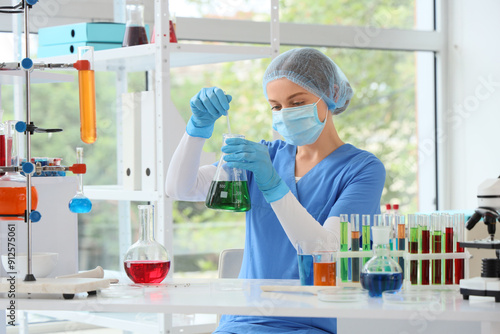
[205,181,251,212]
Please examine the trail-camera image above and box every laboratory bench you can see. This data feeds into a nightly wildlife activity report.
[1,278,499,334]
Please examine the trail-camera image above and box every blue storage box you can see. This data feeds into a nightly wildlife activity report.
[38,22,126,46]
[37,42,122,58]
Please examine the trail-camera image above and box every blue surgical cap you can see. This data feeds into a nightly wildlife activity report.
[263,48,354,115]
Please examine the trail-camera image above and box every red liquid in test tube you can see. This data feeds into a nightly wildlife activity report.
[421,229,430,285]
[445,227,454,284]
[454,214,465,284]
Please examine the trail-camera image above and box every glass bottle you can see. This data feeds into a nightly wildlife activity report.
[360,226,403,297]
[122,3,149,47]
[124,205,171,284]
[205,133,251,212]
[0,121,38,221]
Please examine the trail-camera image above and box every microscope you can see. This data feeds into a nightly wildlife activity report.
[459,177,500,302]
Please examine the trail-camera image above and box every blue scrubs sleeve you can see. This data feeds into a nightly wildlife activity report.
[328,158,386,218]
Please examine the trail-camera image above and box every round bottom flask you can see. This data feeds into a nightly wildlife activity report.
[124,205,170,284]
[360,226,403,297]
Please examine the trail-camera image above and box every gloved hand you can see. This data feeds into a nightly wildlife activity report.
[222,138,289,203]
[186,87,232,138]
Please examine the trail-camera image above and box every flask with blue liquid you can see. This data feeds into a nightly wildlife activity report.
[360,226,403,297]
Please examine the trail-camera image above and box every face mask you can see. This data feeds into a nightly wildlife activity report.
[272,98,326,146]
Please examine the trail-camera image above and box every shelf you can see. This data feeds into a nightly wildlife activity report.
[37,43,273,72]
[0,70,74,85]
[85,185,159,202]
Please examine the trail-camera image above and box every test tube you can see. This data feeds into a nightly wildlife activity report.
[443,214,454,285]
[384,214,395,250]
[454,213,465,284]
[340,214,349,283]
[419,215,430,285]
[75,46,97,144]
[362,214,371,265]
[396,214,405,279]
[374,214,383,227]
[431,214,442,285]
[351,214,360,283]
[408,214,419,285]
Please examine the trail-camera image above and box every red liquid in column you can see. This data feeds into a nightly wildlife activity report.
[445,227,454,285]
[421,230,430,285]
[124,260,170,284]
[455,242,464,284]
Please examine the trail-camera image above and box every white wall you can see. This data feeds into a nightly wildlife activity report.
[444,0,500,210]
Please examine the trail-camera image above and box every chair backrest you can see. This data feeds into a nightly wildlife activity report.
[218,248,244,279]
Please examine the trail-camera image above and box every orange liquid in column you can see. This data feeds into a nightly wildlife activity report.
[0,186,38,221]
[78,70,97,144]
[313,262,336,286]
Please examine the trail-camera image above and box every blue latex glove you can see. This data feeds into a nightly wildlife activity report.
[186,87,232,138]
[222,138,289,203]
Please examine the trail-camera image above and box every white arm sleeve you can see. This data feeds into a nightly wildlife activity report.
[165,132,217,201]
[271,191,345,252]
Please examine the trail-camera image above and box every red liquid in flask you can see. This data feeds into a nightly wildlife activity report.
[122,26,148,47]
[124,260,170,284]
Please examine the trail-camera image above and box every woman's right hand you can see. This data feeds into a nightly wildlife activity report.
[186,87,232,138]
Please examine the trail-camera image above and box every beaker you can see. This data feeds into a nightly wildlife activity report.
[312,251,336,286]
[123,3,148,47]
[205,133,251,212]
[0,121,38,221]
[124,205,171,284]
[74,46,96,144]
[360,226,403,297]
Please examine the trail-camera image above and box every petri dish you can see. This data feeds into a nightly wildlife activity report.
[318,287,368,302]
[382,289,440,304]
[98,284,144,298]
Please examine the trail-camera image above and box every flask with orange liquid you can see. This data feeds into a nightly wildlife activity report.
[0,121,38,220]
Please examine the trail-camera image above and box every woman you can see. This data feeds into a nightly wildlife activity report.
[166,48,385,333]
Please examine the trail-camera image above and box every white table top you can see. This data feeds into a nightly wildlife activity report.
[1,278,499,323]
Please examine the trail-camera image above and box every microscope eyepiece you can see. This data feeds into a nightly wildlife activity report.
[466,211,482,230]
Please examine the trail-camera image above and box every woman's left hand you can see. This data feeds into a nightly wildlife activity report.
[222,138,289,202]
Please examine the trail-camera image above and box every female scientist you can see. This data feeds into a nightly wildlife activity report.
[166,48,385,334]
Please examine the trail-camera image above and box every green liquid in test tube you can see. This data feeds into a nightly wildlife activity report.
[408,214,419,285]
[362,215,371,265]
[340,214,349,282]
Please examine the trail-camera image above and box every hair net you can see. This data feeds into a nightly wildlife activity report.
[263,48,354,115]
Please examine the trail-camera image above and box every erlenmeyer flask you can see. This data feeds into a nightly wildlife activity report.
[205,133,251,212]
[0,121,38,221]
[124,205,171,284]
[122,3,148,47]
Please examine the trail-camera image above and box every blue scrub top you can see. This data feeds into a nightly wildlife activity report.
[215,140,386,334]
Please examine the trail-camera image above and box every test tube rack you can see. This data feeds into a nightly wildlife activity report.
[330,249,471,290]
